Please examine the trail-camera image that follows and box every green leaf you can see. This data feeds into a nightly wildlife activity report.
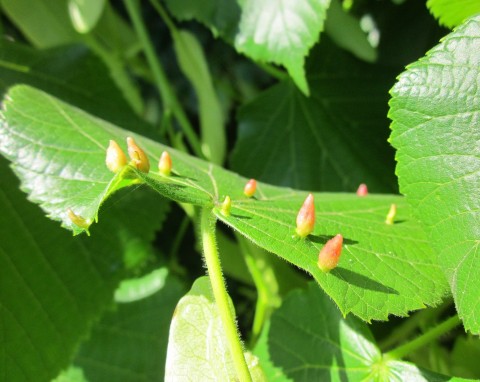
[173,30,226,164]
[231,39,397,192]
[52,367,88,382]
[234,0,331,95]
[0,156,166,382]
[165,277,265,380]
[1,0,79,48]
[255,283,472,382]
[0,85,448,321]
[451,336,480,378]
[163,0,241,41]
[324,0,377,62]
[389,16,480,333]
[0,40,151,136]
[68,0,107,34]
[427,0,480,29]
[73,271,186,382]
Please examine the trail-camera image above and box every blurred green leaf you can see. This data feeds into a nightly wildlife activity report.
[52,367,89,382]
[389,15,480,333]
[1,0,79,48]
[0,156,167,382]
[427,0,480,29]
[234,0,331,95]
[0,85,448,322]
[0,40,151,136]
[451,337,480,378]
[68,0,107,34]
[255,283,473,381]
[165,277,264,380]
[74,271,186,382]
[163,0,240,41]
[232,39,397,192]
[173,29,226,164]
[325,0,377,62]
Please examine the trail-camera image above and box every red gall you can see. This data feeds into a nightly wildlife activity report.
[318,234,343,272]
[158,151,172,176]
[356,183,368,197]
[105,139,128,173]
[295,193,315,238]
[126,136,150,173]
[244,179,257,197]
[385,204,397,225]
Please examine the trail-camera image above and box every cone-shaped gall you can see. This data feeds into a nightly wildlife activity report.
[385,204,397,225]
[67,208,91,229]
[221,196,232,217]
[127,136,150,173]
[105,139,128,173]
[318,234,343,272]
[295,193,315,238]
[158,151,172,176]
[244,179,257,197]
[356,183,368,197]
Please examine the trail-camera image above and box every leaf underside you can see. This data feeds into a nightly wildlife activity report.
[0,85,448,322]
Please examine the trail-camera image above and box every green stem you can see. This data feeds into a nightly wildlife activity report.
[200,209,252,382]
[379,299,452,351]
[123,0,204,158]
[385,315,461,360]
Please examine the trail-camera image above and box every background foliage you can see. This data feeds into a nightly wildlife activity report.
[0,0,479,381]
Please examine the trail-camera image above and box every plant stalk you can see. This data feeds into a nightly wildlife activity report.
[200,209,252,382]
[123,0,204,158]
[385,315,461,360]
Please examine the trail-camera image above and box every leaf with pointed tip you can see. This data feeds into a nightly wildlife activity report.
[389,16,480,333]
[0,85,448,321]
[255,283,472,382]
[234,0,331,95]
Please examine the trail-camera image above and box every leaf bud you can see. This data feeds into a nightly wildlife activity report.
[318,234,343,272]
[295,193,315,238]
[126,136,150,173]
[356,183,368,197]
[105,139,127,173]
[244,179,257,197]
[221,196,232,217]
[67,208,91,229]
[158,150,172,176]
[385,203,397,225]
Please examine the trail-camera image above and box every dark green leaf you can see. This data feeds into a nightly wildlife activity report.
[0,156,167,382]
[0,85,448,321]
[255,283,473,382]
[231,40,397,192]
[389,15,480,333]
[74,271,186,382]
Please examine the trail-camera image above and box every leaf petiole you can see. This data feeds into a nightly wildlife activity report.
[384,315,461,360]
[200,208,252,382]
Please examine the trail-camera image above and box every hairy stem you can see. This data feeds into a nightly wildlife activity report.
[123,0,204,158]
[385,315,461,360]
[200,209,252,382]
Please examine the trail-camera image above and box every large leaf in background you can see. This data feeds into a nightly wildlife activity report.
[255,283,472,382]
[73,271,186,382]
[389,16,480,333]
[0,41,153,137]
[68,0,107,34]
[427,0,480,29]
[165,277,264,380]
[232,39,397,192]
[0,85,448,322]
[0,157,168,382]
[234,0,330,95]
